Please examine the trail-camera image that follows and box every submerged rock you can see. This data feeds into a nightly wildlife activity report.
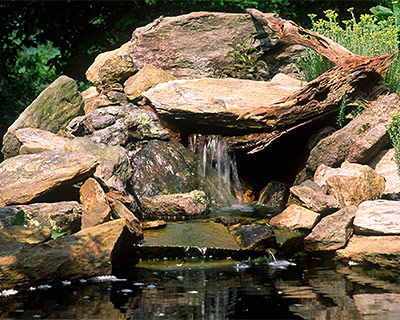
[314,162,385,208]
[0,202,82,234]
[2,76,84,159]
[0,151,97,206]
[336,235,400,268]
[354,200,400,235]
[304,206,357,251]
[269,204,320,232]
[140,190,209,221]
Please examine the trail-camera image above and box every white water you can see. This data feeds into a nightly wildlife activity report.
[189,134,242,201]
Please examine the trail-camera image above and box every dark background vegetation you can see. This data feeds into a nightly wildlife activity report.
[0,0,387,149]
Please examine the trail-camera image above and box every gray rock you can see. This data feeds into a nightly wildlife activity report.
[257,181,288,209]
[354,200,400,235]
[307,94,400,172]
[304,206,357,251]
[2,76,84,159]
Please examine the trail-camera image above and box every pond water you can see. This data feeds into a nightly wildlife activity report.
[1,257,400,319]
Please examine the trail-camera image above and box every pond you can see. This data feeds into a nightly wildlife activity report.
[1,256,399,319]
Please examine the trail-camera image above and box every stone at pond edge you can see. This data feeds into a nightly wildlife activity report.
[335,235,400,268]
[269,204,320,232]
[2,76,84,159]
[140,190,209,221]
[273,228,305,256]
[230,223,275,251]
[0,202,82,234]
[0,151,98,206]
[109,199,143,239]
[80,178,111,229]
[0,219,131,291]
[304,206,357,252]
[141,220,167,230]
[257,181,288,209]
[354,200,400,235]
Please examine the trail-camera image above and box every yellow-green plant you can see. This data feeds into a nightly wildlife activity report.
[387,110,400,175]
[298,8,400,92]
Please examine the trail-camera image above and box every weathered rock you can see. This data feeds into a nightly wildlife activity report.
[273,228,305,256]
[306,126,336,150]
[354,200,400,235]
[108,199,142,239]
[0,219,130,290]
[2,76,84,159]
[0,226,51,246]
[288,180,340,214]
[257,181,288,209]
[230,223,275,251]
[336,235,400,268]
[142,77,301,135]
[304,206,357,251]
[124,64,175,100]
[0,151,97,206]
[370,148,400,198]
[86,12,301,81]
[81,86,114,114]
[314,162,385,208]
[141,220,167,230]
[307,94,400,172]
[98,54,137,86]
[0,202,82,234]
[130,140,200,198]
[140,190,209,221]
[80,178,111,229]
[106,90,128,105]
[353,293,400,319]
[269,204,320,232]
[15,129,131,193]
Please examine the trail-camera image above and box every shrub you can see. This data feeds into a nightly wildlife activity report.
[387,110,400,175]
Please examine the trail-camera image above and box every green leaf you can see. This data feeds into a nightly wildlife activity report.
[51,230,67,240]
[370,5,393,18]
[12,210,25,226]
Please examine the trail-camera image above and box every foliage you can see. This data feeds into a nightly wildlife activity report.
[50,230,67,240]
[297,7,400,94]
[211,37,269,81]
[12,210,25,226]
[387,110,400,175]
[336,95,347,127]
[370,0,400,24]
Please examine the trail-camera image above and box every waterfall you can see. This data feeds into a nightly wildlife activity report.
[189,134,242,201]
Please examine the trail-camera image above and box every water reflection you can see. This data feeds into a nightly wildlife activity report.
[1,259,400,319]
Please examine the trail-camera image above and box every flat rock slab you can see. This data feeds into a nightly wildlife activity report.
[336,235,400,268]
[135,221,241,259]
[354,200,400,235]
[0,151,98,206]
[143,76,301,134]
[269,204,320,231]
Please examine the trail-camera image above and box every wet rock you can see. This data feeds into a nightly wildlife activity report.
[257,181,288,209]
[0,202,82,234]
[370,149,400,198]
[314,162,385,208]
[336,235,400,268]
[230,223,275,251]
[354,200,400,235]
[269,204,320,232]
[124,64,175,100]
[288,180,339,214]
[2,76,84,159]
[87,12,300,80]
[0,151,97,206]
[0,219,131,290]
[130,140,200,198]
[79,178,111,229]
[353,293,400,319]
[307,94,400,172]
[142,77,301,135]
[140,190,209,221]
[304,206,357,251]
[273,228,305,256]
[108,199,142,239]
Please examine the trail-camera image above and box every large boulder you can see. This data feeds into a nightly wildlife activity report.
[2,76,84,159]
[314,162,385,208]
[0,202,82,234]
[86,12,301,82]
[304,206,357,251]
[336,235,400,268]
[269,204,320,232]
[140,190,209,221]
[288,180,340,215]
[306,94,400,172]
[0,151,97,206]
[142,76,301,135]
[354,200,400,235]
[0,219,131,290]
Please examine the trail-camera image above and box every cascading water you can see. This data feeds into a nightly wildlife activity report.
[189,134,243,202]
